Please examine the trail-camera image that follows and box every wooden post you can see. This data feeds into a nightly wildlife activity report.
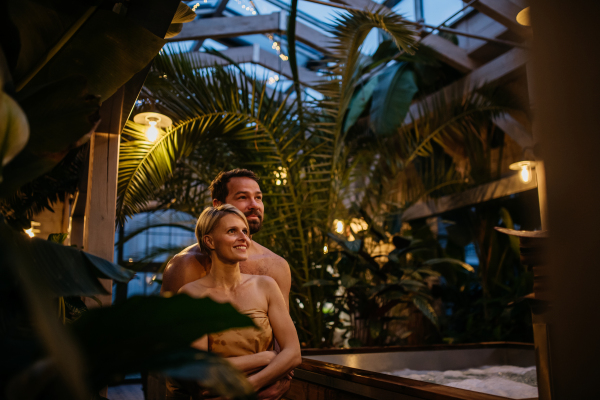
[82,87,125,307]
[530,0,600,398]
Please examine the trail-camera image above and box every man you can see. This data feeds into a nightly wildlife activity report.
[161,169,293,400]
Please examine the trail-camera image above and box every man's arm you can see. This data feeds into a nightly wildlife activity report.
[267,256,292,310]
[160,245,210,295]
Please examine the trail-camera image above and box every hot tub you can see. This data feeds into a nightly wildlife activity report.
[287,343,538,400]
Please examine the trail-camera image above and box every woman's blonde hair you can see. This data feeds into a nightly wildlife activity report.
[195,204,250,253]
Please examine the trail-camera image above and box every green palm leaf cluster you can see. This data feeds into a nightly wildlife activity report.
[117,6,517,347]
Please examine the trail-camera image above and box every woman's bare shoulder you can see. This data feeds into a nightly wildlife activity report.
[178,278,211,297]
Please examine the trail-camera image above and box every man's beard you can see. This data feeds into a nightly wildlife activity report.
[246,211,263,234]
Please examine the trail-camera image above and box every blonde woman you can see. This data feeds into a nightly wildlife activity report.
[177,204,301,398]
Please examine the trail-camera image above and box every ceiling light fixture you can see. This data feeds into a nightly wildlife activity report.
[510,160,536,183]
[516,6,530,26]
[133,112,173,142]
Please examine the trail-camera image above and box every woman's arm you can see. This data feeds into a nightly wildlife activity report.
[246,277,301,391]
[192,332,276,374]
[225,351,276,374]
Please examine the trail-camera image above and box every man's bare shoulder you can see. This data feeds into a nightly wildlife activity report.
[251,240,289,267]
[161,244,210,294]
[252,273,278,289]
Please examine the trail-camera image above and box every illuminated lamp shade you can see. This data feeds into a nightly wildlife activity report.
[133,112,173,142]
[510,160,537,183]
[516,6,530,26]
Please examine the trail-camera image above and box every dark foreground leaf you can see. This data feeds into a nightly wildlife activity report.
[70,295,255,386]
[0,220,133,297]
[161,348,256,399]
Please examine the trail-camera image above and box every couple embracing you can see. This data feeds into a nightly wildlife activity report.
[161,169,301,400]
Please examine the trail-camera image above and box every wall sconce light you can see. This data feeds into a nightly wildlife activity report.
[133,112,173,142]
[510,160,537,183]
[516,6,530,26]
[24,221,41,238]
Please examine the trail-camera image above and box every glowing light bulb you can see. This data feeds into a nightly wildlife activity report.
[25,228,34,238]
[323,245,328,254]
[146,121,159,142]
[334,220,344,234]
[520,164,531,183]
[276,179,282,185]
[510,160,536,184]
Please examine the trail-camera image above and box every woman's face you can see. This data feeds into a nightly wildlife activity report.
[205,214,250,262]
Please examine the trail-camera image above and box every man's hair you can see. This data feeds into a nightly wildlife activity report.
[195,204,250,254]
[209,169,260,203]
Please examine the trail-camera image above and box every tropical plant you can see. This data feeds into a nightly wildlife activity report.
[117,7,423,347]
[0,2,261,399]
[117,5,527,348]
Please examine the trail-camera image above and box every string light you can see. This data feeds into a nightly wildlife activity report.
[233,0,256,13]
[273,167,287,184]
[267,74,280,85]
[334,220,344,234]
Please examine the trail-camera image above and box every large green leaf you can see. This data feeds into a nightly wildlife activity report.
[161,348,255,399]
[0,90,29,170]
[423,258,475,273]
[1,219,91,400]
[412,296,439,328]
[0,6,166,196]
[70,295,254,383]
[6,0,102,85]
[369,63,418,136]
[343,75,379,134]
[0,219,133,297]
[18,9,165,101]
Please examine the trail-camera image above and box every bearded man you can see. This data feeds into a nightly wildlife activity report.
[161,169,293,400]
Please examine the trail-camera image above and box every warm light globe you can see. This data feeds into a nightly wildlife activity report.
[146,121,159,142]
[520,164,531,183]
[323,245,328,254]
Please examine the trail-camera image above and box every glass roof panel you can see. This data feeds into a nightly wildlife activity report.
[423,0,465,26]
[393,0,416,21]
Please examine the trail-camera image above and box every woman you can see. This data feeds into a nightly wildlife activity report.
[178,204,301,397]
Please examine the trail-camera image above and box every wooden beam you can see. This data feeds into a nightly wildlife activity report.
[295,20,333,54]
[470,0,532,39]
[174,13,281,41]
[187,45,321,86]
[402,173,537,221]
[405,47,528,124]
[172,12,333,54]
[83,88,125,308]
[493,113,534,149]
[421,34,480,73]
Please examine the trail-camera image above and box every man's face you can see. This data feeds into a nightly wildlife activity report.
[216,177,264,234]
